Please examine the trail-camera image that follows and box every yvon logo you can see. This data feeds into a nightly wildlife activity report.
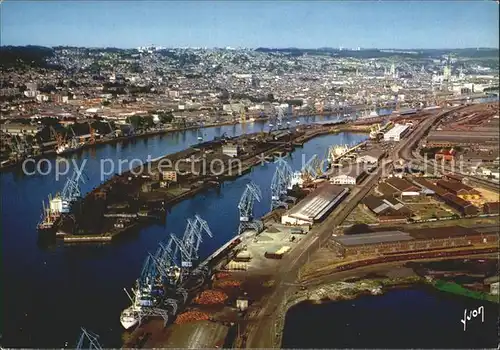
[461,306,484,331]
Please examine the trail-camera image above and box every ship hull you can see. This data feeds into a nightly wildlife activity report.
[37,224,56,236]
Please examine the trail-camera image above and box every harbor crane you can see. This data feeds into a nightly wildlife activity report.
[270,157,293,210]
[75,328,103,350]
[301,154,324,183]
[106,121,115,137]
[181,215,213,260]
[138,255,158,290]
[149,215,212,288]
[68,126,79,148]
[60,168,87,212]
[238,182,264,234]
[276,106,285,129]
[170,215,213,269]
[267,105,287,132]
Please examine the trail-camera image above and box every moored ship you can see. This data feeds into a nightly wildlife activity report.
[37,196,62,235]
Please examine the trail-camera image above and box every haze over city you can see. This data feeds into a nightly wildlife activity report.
[1,1,499,49]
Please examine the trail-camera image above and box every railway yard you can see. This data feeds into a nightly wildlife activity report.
[24,101,498,348]
[87,102,499,349]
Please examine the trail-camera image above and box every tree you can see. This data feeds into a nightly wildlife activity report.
[267,93,275,102]
[159,112,173,124]
[127,115,141,130]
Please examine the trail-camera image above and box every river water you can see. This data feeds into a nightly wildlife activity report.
[1,114,368,347]
[282,286,499,349]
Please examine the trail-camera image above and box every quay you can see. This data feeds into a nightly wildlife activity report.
[49,124,349,244]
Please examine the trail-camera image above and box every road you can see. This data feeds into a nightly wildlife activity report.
[244,109,440,348]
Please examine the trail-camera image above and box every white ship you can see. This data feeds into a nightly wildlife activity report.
[120,305,140,330]
[120,281,154,330]
[56,143,83,155]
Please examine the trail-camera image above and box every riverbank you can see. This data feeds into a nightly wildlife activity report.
[2,128,371,348]
[281,277,499,349]
[0,105,381,173]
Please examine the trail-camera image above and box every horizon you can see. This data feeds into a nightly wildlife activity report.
[1,44,500,51]
[1,1,498,49]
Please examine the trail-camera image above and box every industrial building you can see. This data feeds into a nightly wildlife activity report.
[356,148,386,164]
[383,123,410,142]
[483,202,500,215]
[281,183,349,226]
[332,226,499,257]
[436,180,480,197]
[0,123,40,136]
[363,195,413,223]
[441,193,479,216]
[384,177,421,198]
[330,165,371,185]
[411,177,479,216]
[426,130,499,147]
[221,143,240,157]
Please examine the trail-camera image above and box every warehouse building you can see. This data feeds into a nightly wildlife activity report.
[441,193,478,216]
[383,123,410,142]
[330,164,371,185]
[0,123,40,136]
[332,226,499,257]
[426,131,499,147]
[436,180,480,197]
[281,183,349,226]
[222,143,241,157]
[411,177,448,196]
[385,177,421,198]
[411,177,478,216]
[363,195,413,223]
[356,148,386,164]
[483,202,500,215]
[376,183,400,197]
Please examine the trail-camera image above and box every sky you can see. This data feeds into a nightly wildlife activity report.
[1,1,499,49]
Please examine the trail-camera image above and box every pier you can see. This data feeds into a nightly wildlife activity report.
[47,125,349,244]
[329,140,368,164]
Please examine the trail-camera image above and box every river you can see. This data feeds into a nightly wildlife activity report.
[282,286,499,349]
[0,114,368,347]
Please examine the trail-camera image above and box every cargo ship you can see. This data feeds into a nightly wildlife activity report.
[37,193,66,234]
[56,142,84,156]
[119,235,242,329]
[432,280,499,303]
[37,197,61,234]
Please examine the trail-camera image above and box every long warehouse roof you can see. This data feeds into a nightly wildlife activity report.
[384,124,409,137]
[334,230,414,246]
[286,183,348,221]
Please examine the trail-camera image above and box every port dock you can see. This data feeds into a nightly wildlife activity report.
[48,125,343,244]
